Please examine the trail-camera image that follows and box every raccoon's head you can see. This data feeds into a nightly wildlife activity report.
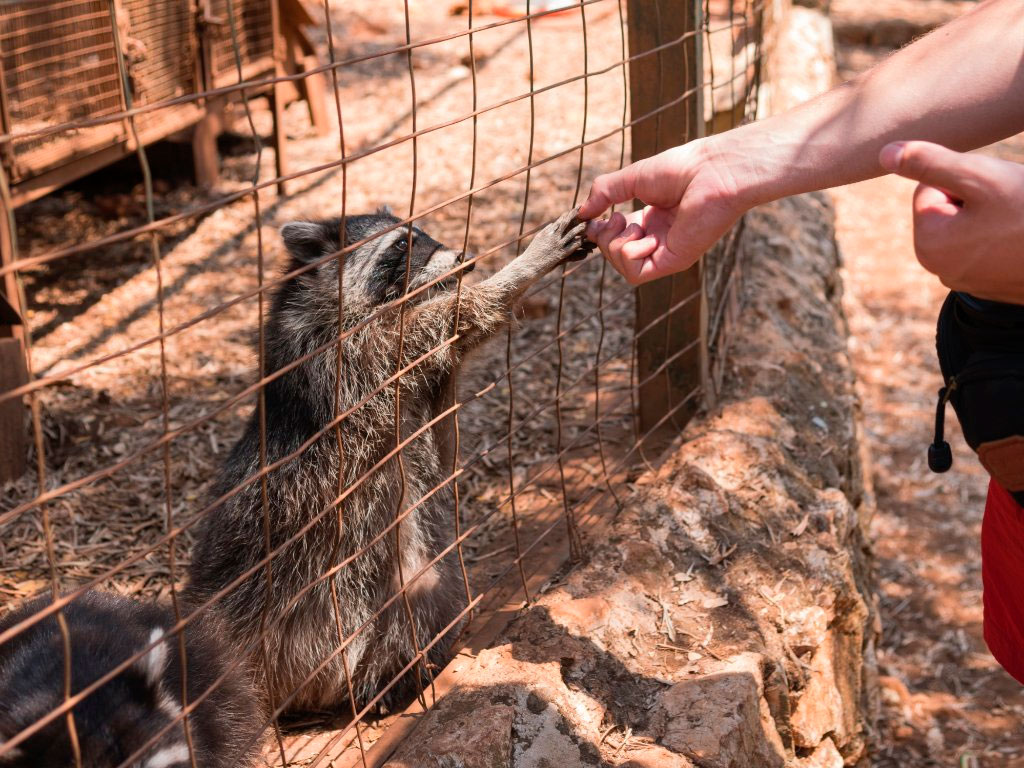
[0,626,191,768]
[279,207,471,316]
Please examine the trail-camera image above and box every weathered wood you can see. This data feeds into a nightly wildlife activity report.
[283,21,330,137]
[0,195,27,482]
[192,101,224,190]
[300,54,331,137]
[627,0,704,437]
[0,206,22,341]
[271,0,290,197]
[0,206,28,482]
[0,338,27,482]
[10,105,203,208]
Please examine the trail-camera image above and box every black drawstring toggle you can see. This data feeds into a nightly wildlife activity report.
[928,381,955,473]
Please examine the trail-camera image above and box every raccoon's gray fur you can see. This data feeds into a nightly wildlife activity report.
[0,590,265,768]
[185,207,590,714]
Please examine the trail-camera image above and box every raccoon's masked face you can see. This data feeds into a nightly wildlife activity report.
[279,208,471,312]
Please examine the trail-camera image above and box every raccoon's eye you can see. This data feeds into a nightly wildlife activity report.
[395,238,409,253]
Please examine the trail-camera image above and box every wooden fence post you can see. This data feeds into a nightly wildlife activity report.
[627,0,705,440]
[270,0,290,196]
[0,207,28,482]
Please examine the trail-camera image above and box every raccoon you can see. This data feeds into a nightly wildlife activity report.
[0,591,265,768]
[186,207,591,713]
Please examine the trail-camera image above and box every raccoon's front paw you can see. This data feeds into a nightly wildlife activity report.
[525,208,597,268]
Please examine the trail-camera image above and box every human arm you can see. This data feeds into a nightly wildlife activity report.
[580,0,1024,284]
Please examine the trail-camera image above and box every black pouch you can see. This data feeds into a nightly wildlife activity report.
[931,291,1024,505]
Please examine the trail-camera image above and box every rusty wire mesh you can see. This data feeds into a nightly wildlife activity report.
[0,1,765,765]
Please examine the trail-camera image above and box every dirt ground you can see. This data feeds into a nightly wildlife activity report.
[832,6,1024,764]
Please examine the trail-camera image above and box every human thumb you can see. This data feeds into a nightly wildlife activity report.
[879,140,985,202]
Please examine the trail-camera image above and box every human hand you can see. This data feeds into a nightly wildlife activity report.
[578,138,751,285]
[879,140,1024,304]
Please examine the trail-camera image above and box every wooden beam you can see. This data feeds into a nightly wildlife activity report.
[300,54,331,137]
[0,211,27,482]
[270,0,290,197]
[282,22,330,137]
[0,338,27,482]
[0,202,22,340]
[627,0,703,438]
[192,100,224,190]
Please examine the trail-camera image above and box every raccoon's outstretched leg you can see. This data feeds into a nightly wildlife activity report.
[454,208,591,350]
[402,209,591,362]
[390,209,592,383]
[467,207,592,317]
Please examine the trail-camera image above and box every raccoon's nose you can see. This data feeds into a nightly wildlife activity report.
[461,254,476,273]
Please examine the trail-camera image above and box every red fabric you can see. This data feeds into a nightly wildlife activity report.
[982,477,1024,685]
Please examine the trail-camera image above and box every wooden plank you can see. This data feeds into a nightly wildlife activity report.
[283,21,329,137]
[210,57,275,91]
[0,199,22,339]
[192,101,223,190]
[279,0,318,30]
[300,53,330,137]
[627,0,703,438]
[10,103,203,207]
[0,338,27,482]
[270,0,289,196]
[0,184,28,482]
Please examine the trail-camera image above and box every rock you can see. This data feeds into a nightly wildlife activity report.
[617,540,673,592]
[384,701,513,768]
[783,605,829,656]
[796,737,844,768]
[619,746,695,768]
[791,633,846,748]
[545,596,611,638]
[651,654,787,768]
[831,0,972,48]
[513,697,598,768]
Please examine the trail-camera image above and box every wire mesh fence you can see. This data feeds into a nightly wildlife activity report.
[0,1,765,765]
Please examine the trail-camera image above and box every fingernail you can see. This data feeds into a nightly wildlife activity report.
[879,142,906,172]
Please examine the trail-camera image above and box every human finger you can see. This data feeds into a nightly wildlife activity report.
[879,141,989,204]
[910,181,971,280]
[589,212,628,255]
[579,161,649,220]
[912,182,963,219]
[605,224,648,284]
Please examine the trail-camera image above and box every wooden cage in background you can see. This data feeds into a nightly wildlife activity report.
[0,0,326,205]
[0,0,327,481]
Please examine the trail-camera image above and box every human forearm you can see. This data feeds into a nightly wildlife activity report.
[580,0,1024,284]
[726,0,1024,206]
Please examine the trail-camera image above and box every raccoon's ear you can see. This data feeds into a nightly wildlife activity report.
[134,628,169,686]
[280,220,337,263]
[375,204,393,216]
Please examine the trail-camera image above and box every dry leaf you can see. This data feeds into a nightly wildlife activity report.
[702,596,729,610]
